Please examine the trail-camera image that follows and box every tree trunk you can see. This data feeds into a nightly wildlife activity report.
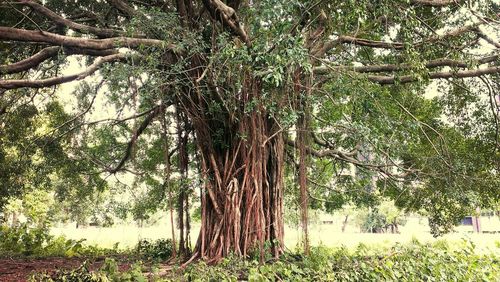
[297,111,310,255]
[296,69,312,255]
[176,108,190,258]
[162,111,177,259]
[184,78,285,263]
[341,215,349,232]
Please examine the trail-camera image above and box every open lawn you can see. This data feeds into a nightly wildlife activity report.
[2,215,497,281]
[51,216,500,254]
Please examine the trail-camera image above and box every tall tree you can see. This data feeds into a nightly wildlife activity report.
[1,0,499,262]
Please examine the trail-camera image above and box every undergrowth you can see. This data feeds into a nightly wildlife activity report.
[28,239,499,281]
[135,238,174,261]
[0,224,119,258]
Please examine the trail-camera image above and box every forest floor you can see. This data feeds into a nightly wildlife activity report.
[0,256,132,282]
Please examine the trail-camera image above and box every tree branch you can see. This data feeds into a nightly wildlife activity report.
[202,0,250,45]
[314,23,482,56]
[286,138,362,166]
[108,104,165,173]
[15,0,125,38]
[314,35,404,56]
[285,138,414,178]
[1,46,59,75]
[0,53,127,90]
[476,29,500,48]
[368,66,500,84]
[0,46,118,75]
[0,27,170,50]
[107,0,137,17]
[311,132,359,157]
[410,0,459,7]
[314,54,499,74]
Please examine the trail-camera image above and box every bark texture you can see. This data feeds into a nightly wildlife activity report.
[182,77,285,262]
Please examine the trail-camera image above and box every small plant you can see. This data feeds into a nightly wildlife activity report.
[30,262,103,282]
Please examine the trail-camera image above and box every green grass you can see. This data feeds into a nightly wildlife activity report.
[50,216,500,254]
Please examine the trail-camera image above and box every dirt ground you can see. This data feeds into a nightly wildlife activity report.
[0,256,131,282]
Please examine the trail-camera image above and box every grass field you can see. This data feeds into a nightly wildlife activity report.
[50,215,500,254]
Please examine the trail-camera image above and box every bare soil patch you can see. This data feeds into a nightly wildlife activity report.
[0,256,131,282]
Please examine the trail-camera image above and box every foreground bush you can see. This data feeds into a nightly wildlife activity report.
[0,224,116,258]
[30,258,148,282]
[136,238,174,261]
[183,240,499,281]
[30,240,499,281]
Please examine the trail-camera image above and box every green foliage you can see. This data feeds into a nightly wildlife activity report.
[3,190,56,228]
[31,258,149,282]
[355,201,407,233]
[0,224,115,258]
[31,262,104,282]
[136,239,174,261]
[0,224,52,256]
[23,240,500,281]
[308,73,500,234]
[0,89,108,225]
[183,241,500,282]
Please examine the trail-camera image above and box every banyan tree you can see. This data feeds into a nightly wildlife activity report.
[1,0,499,262]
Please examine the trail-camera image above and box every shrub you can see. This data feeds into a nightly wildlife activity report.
[136,238,174,261]
[0,224,116,258]
[0,224,52,256]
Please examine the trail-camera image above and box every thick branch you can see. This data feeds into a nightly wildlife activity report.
[337,35,404,49]
[410,0,458,6]
[314,23,481,56]
[0,53,126,90]
[1,46,59,75]
[16,0,124,38]
[107,0,137,17]
[202,0,250,45]
[368,66,500,84]
[0,46,118,75]
[476,29,500,48]
[314,55,499,74]
[315,36,403,56]
[0,27,170,50]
